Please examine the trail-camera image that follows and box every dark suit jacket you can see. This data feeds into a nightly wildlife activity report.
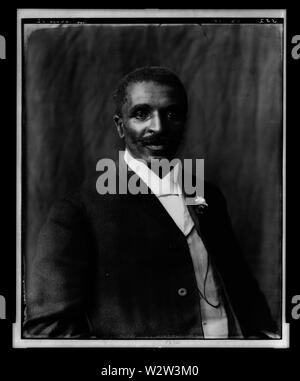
[23,166,277,339]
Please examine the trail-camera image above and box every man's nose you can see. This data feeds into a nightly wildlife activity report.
[149,111,164,133]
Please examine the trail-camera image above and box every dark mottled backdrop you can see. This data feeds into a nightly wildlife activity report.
[23,23,283,327]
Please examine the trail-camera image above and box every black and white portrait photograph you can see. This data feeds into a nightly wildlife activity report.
[15,9,287,348]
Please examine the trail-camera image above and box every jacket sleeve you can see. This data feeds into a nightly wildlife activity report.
[207,183,278,338]
[23,197,94,338]
[210,186,279,337]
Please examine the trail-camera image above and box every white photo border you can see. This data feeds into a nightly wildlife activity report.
[15,8,288,349]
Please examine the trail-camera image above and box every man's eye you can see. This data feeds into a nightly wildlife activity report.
[166,110,184,122]
[134,110,150,121]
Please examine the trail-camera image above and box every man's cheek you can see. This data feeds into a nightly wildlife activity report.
[127,126,144,141]
[124,131,142,148]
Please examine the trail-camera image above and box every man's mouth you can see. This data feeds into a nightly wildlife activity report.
[141,138,170,150]
[145,144,166,151]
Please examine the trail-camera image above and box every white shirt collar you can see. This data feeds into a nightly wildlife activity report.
[123,148,182,196]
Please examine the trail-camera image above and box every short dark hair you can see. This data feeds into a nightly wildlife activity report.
[113,66,188,117]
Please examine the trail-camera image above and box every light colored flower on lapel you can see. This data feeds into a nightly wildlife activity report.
[194,195,208,207]
[194,195,208,214]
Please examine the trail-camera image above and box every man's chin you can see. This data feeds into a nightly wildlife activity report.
[146,152,173,164]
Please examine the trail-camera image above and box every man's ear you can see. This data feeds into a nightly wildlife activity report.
[113,115,125,138]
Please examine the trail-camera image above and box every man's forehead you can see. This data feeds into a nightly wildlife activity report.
[124,81,182,108]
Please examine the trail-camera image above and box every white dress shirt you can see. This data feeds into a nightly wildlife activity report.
[124,149,230,338]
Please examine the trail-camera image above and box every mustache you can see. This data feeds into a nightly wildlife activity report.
[139,135,180,146]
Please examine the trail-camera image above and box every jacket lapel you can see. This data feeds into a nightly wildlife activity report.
[116,157,187,238]
[186,204,202,237]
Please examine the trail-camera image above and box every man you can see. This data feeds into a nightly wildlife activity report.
[24,66,277,339]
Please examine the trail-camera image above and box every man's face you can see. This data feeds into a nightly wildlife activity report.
[114,81,187,164]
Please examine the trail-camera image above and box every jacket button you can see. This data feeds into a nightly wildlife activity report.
[178,288,187,296]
